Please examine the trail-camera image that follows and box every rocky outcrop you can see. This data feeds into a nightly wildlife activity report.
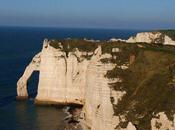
[17,52,41,98]
[164,35,175,45]
[151,112,175,130]
[127,32,175,45]
[127,32,163,44]
[81,47,133,130]
[109,38,126,42]
[83,51,117,130]
[17,39,88,104]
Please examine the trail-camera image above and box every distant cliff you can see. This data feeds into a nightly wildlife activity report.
[17,32,175,130]
[126,31,175,46]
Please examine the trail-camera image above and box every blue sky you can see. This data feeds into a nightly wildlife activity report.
[0,0,175,29]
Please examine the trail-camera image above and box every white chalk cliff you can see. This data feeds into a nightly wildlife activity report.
[151,112,175,130]
[17,39,137,130]
[17,39,88,104]
[17,38,175,130]
[17,52,41,98]
[127,32,175,46]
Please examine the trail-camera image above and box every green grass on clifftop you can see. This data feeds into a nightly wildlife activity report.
[106,43,175,130]
[50,39,99,52]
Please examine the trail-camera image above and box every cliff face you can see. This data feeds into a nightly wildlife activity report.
[17,39,87,104]
[83,51,118,130]
[127,32,175,46]
[17,39,137,130]
[17,36,175,130]
[151,112,175,130]
[36,40,88,104]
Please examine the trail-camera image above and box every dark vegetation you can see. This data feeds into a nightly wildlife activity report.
[106,42,175,130]
[50,39,175,130]
[159,30,175,40]
[50,39,99,52]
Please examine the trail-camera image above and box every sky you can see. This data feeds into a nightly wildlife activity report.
[0,0,175,29]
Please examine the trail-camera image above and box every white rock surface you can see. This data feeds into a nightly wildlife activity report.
[83,55,118,130]
[127,32,163,43]
[151,112,175,130]
[17,52,41,98]
[126,122,137,130]
[109,38,126,42]
[17,39,87,104]
[164,35,175,46]
[127,32,175,46]
[82,47,129,130]
[108,31,175,46]
[112,47,120,53]
[18,38,175,130]
[17,40,131,130]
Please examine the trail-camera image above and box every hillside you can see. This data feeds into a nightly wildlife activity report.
[159,30,175,40]
[104,42,175,130]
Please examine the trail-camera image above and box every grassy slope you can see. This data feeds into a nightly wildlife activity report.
[106,43,175,130]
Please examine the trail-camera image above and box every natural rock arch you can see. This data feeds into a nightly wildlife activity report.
[17,39,89,104]
[17,53,41,99]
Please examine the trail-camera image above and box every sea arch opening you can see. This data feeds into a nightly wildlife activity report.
[27,71,39,99]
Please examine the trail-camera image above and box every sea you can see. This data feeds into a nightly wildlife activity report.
[0,26,144,130]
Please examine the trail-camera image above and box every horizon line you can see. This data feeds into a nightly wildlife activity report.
[0,25,174,32]
[0,25,154,31]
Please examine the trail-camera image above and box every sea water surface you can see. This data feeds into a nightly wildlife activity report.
[0,27,143,130]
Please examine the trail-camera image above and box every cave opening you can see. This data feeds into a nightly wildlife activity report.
[27,71,39,99]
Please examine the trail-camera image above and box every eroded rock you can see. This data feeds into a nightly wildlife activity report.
[127,32,175,45]
[151,112,175,130]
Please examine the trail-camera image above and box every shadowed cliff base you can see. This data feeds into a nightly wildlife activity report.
[16,96,28,100]
[34,99,83,107]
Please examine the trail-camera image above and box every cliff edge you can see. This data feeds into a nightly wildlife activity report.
[126,31,175,46]
[17,33,175,130]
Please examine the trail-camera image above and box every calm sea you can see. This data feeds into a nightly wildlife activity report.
[0,26,143,130]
